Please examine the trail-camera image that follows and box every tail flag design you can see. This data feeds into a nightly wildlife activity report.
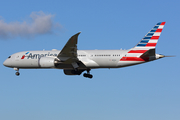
[21,52,29,59]
[120,22,165,62]
[134,22,165,48]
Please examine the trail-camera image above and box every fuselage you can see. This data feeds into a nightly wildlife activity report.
[3,49,160,70]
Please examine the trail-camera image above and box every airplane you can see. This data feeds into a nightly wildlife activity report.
[3,22,168,78]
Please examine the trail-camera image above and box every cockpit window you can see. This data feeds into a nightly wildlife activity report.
[8,56,11,58]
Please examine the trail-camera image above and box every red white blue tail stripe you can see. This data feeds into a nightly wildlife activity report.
[134,22,165,48]
[120,22,165,62]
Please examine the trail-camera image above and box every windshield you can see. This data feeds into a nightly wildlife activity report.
[8,56,11,58]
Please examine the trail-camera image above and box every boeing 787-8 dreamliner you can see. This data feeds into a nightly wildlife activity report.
[3,22,168,78]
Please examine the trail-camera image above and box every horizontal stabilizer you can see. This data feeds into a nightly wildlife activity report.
[140,49,155,58]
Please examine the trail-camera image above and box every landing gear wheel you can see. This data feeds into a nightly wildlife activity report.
[83,73,93,79]
[89,74,93,79]
[14,68,20,76]
[15,72,20,76]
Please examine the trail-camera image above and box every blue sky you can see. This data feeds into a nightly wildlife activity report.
[0,0,180,120]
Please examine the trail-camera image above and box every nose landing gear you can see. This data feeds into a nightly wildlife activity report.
[15,72,20,76]
[14,68,20,76]
[83,69,93,79]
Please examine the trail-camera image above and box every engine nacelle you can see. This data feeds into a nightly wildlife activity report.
[39,57,55,68]
[63,69,83,75]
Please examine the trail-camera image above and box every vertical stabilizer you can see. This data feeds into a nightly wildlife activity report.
[120,22,166,62]
[132,22,165,50]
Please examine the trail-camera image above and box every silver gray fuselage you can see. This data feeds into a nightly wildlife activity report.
[4,49,150,69]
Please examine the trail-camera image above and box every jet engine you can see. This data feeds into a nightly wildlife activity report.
[63,69,84,75]
[39,57,55,68]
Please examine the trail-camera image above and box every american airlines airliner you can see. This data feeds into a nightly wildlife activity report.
[3,22,168,78]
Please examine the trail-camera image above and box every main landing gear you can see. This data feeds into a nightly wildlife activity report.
[83,69,93,79]
[14,68,20,76]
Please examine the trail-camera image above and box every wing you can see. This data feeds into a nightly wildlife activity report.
[58,32,80,59]
[57,32,86,69]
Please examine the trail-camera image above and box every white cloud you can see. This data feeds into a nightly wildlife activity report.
[0,11,61,39]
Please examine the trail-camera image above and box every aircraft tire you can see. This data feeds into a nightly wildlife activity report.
[83,73,93,79]
[88,74,93,79]
[15,72,20,76]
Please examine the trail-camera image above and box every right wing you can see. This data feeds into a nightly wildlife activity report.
[57,32,81,60]
[56,32,86,69]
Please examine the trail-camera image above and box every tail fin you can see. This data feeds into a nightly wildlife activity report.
[132,22,165,49]
[121,22,166,61]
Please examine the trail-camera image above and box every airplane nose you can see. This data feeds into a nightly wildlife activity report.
[3,59,11,67]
